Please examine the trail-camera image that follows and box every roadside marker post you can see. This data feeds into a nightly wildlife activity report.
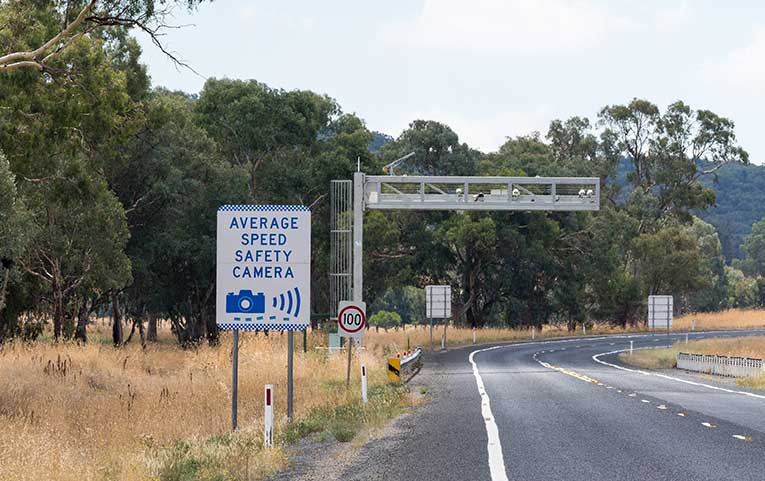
[532,326,535,340]
[264,384,274,448]
[361,363,368,404]
[441,335,445,350]
[630,340,633,356]
[473,327,476,344]
[216,205,311,432]
[686,333,689,345]
[583,324,586,336]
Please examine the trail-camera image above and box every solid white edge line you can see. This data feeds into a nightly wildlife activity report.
[592,348,765,400]
[469,346,510,481]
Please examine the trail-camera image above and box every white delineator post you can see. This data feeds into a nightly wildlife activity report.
[441,335,445,350]
[630,341,633,356]
[583,324,586,336]
[264,384,274,448]
[361,364,368,404]
[473,327,476,344]
[532,326,535,340]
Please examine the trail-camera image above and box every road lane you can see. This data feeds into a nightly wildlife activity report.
[336,330,765,481]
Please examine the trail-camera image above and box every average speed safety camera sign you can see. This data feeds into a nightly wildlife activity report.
[337,301,366,339]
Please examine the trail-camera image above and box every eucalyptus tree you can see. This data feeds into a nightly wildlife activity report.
[0,0,207,73]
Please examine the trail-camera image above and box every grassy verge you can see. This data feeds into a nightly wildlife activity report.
[619,336,765,390]
[618,347,681,369]
[153,383,411,481]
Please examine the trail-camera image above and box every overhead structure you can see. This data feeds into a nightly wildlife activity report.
[330,173,601,305]
[364,175,600,211]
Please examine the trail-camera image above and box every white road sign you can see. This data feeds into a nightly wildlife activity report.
[338,301,366,339]
[426,285,451,319]
[217,205,311,331]
[648,295,673,329]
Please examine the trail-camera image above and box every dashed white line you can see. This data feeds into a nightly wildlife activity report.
[702,422,717,428]
[641,399,651,403]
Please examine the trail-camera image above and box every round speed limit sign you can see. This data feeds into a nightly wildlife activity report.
[337,301,366,339]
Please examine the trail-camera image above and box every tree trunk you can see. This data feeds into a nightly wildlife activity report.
[147,314,157,342]
[0,263,10,312]
[75,300,89,343]
[137,317,146,347]
[111,293,123,346]
[51,269,64,340]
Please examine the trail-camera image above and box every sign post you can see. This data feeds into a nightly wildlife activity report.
[217,205,311,432]
[231,329,239,431]
[338,300,366,387]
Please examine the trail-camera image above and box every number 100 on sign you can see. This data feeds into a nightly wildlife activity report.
[338,301,366,339]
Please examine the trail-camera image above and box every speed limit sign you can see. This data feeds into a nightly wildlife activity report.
[337,301,366,339]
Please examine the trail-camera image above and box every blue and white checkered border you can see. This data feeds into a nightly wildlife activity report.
[218,323,309,331]
[218,205,310,212]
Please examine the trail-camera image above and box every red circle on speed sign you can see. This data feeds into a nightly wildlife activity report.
[338,305,366,334]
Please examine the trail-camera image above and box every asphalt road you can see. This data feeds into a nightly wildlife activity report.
[340,330,765,481]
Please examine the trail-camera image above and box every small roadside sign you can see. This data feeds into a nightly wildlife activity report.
[648,295,673,329]
[338,301,366,339]
[426,285,451,319]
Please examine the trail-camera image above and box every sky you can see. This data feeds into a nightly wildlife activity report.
[137,0,765,163]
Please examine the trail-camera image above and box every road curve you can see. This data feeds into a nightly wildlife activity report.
[339,330,765,481]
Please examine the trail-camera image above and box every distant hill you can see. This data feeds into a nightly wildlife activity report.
[615,159,765,261]
[698,162,765,261]
[368,131,393,154]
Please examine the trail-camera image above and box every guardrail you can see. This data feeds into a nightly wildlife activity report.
[387,347,423,382]
[677,352,764,378]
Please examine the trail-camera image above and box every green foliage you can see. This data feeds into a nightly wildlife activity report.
[373,286,425,325]
[369,310,402,330]
[741,218,765,277]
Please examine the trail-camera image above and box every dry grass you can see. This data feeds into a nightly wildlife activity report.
[0,326,396,481]
[674,309,765,331]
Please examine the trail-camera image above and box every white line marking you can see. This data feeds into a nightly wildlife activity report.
[641,399,651,403]
[657,404,667,410]
[732,435,751,441]
[677,413,687,417]
[469,347,509,481]
[702,422,716,428]
[592,349,765,400]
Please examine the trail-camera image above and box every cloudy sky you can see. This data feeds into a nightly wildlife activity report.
[137,0,765,163]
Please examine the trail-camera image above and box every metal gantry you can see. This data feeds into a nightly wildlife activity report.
[331,173,601,305]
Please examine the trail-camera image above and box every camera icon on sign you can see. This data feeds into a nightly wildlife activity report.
[226,290,266,314]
